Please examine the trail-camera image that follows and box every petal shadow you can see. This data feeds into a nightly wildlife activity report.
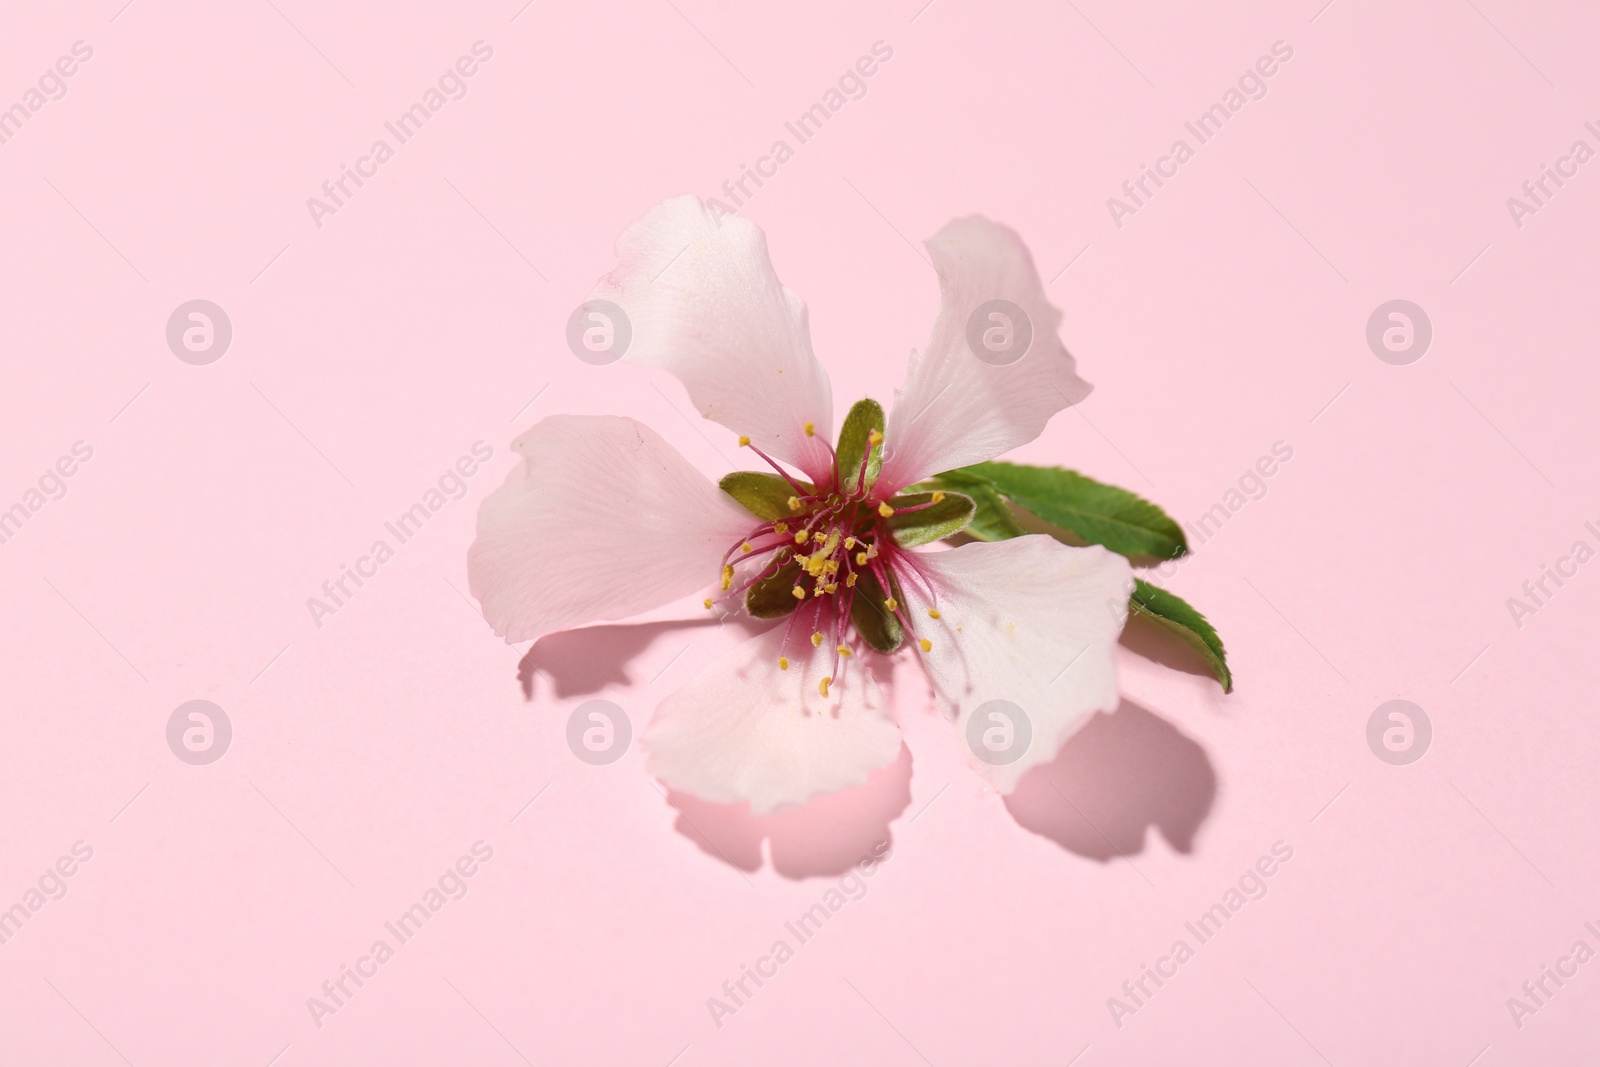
[519,617,742,700]
[1119,611,1220,685]
[664,743,913,879]
[1004,700,1216,860]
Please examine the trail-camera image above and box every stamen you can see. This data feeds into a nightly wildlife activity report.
[884,596,898,612]
[803,422,816,437]
[931,490,945,503]
[787,495,801,510]
[856,552,868,565]
[818,676,831,697]
[877,501,894,517]
[868,430,884,446]
[928,608,942,619]
[811,632,823,647]
[795,529,809,544]
[846,573,858,588]
[836,645,852,657]
[721,565,733,591]
[741,542,753,553]
[775,522,789,534]
[919,638,932,652]
[778,656,789,670]
[844,536,856,549]
[703,598,713,609]
[743,442,808,495]
[791,585,806,600]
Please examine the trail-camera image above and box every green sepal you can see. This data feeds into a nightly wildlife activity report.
[835,398,885,497]
[850,567,904,652]
[745,554,804,619]
[1129,578,1232,692]
[719,471,810,522]
[912,473,1024,541]
[953,462,1188,561]
[886,491,977,548]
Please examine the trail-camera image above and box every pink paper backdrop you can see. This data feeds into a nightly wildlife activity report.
[3,1,1597,1063]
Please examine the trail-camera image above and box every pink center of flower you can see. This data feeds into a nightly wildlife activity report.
[708,426,944,696]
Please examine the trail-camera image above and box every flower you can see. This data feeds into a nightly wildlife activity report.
[468,196,1131,813]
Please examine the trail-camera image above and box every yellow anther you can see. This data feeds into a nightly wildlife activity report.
[919,638,932,653]
[877,501,894,518]
[795,529,810,544]
[792,586,806,600]
[844,536,856,549]
[868,430,884,446]
[741,541,753,553]
[867,544,879,559]
[703,598,714,610]
[884,596,899,612]
[818,676,832,697]
[931,490,945,503]
[721,564,733,591]
[788,495,801,509]
[928,608,942,619]
[837,645,852,657]
[778,656,789,671]
[774,522,789,534]
[803,422,816,437]
[824,560,839,575]
[846,572,858,588]
[821,530,840,555]
[825,582,838,594]
[856,552,868,565]
[811,632,823,647]
[738,435,750,447]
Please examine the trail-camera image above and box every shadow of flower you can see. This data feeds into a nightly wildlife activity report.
[1004,699,1216,860]
[518,617,744,700]
[664,743,913,879]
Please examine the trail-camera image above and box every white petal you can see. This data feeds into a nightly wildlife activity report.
[899,536,1131,793]
[467,415,752,644]
[879,217,1092,491]
[592,196,836,483]
[645,626,902,814]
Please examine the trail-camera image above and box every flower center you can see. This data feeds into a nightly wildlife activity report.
[708,424,945,697]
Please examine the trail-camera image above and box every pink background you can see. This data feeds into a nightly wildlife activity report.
[3,0,1597,1063]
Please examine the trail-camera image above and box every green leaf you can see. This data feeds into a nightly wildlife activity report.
[850,567,904,653]
[745,554,803,619]
[719,471,810,522]
[1129,578,1232,692]
[835,398,885,496]
[913,474,1024,541]
[886,491,976,547]
[955,461,1188,560]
